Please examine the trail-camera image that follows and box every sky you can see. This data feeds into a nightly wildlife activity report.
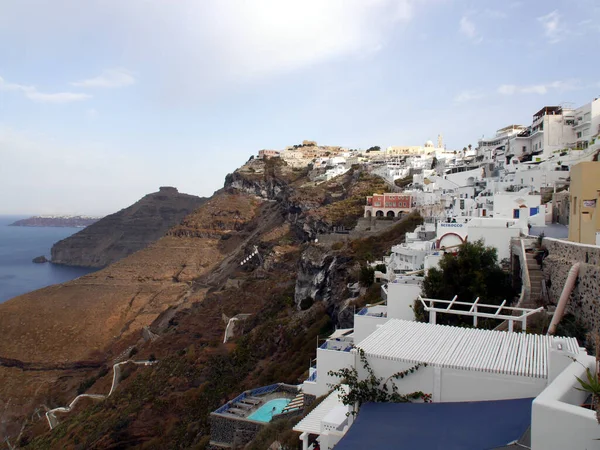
[0,0,599,216]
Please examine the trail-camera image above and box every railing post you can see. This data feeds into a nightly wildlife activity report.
[473,305,478,328]
[430,310,436,325]
[508,320,514,332]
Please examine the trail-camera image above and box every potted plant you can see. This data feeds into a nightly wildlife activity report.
[573,334,600,424]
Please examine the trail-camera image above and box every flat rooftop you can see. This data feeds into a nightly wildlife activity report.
[358,319,580,378]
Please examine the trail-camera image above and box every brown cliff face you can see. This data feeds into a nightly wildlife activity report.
[0,192,265,434]
[0,159,409,445]
[50,187,207,268]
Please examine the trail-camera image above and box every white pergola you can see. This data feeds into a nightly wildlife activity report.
[418,295,543,332]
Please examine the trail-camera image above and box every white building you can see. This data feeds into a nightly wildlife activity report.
[385,241,436,276]
[477,125,527,163]
[492,192,543,226]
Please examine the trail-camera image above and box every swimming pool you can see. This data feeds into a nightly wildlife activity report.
[248,398,291,422]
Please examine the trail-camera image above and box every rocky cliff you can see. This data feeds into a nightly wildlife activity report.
[0,158,421,448]
[51,187,206,268]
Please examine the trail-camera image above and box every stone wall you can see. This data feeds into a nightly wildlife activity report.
[542,238,600,332]
[209,414,264,448]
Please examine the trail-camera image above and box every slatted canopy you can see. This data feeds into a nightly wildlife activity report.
[293,385,348,435]
[358,319,580,378]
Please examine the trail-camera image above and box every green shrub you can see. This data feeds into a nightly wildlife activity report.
[331,242,343,251]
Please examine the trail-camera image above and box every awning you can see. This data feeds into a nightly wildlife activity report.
[335,398,533,450]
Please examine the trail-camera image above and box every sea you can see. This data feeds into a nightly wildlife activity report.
[0,215,96,304]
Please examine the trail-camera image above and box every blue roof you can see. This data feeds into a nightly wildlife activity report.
[335,398,533,450]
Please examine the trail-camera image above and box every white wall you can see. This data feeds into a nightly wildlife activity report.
[358,355,548,405]
[440,369,546,402]
[532,355,599,450]
[309,348,355,397]
[436,222,468,240]
[386,281,422,321]
[444,168,482,187]
[424,254,442,273]
[353,315,389,345]
[493,193,544,226]
[467,223,521,261]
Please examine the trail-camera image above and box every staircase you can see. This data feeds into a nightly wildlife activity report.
[281,393,305,414]
[525,252,544,308]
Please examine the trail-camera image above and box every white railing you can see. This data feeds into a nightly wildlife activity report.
[418,295,543,332]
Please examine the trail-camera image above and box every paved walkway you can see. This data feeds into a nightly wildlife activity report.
[529,224,568,239]
[45,359,157,430]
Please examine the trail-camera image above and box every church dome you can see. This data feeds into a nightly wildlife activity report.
[425,140,434,147]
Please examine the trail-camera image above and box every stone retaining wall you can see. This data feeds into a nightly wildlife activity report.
[542,238,600,332]
[209,414,264,449]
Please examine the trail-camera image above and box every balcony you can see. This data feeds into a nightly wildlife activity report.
[573,118,590,129]
[357,305,388,318]
[319,336,354,352]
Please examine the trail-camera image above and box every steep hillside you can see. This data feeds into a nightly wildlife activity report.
[0,158,422,448]
[51,187,207,268]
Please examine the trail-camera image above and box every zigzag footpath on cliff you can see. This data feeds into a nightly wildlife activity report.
[0,158,422,447]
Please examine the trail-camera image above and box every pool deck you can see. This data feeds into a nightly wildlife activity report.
[221,391,297,421]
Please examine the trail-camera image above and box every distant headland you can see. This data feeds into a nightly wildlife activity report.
[9,215,102,228]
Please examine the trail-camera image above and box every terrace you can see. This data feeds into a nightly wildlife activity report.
[210,383,307,448]
[356,304,387,318]
[532,353,600,449]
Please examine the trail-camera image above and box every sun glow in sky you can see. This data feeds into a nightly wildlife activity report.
[1,0,599,215]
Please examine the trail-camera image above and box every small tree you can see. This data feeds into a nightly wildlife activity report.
[328,348,430,414]
[420,240,514,326]
[374,264,387,274]
[359,266,375,287]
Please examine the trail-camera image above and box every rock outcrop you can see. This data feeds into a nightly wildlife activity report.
[51,187,207,268]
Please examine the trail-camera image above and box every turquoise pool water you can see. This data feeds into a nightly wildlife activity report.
[248,398,291,422]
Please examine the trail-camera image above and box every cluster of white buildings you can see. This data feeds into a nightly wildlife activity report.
[295,269,596,450]
[291,97,600,450]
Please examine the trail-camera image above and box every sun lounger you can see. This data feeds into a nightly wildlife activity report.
[235,402,253,410]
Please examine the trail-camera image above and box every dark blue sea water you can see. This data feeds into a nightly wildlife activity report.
[0,216,96,303]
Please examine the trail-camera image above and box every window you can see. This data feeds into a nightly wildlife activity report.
[513,209,520,219]
[577,132,582,138]
[460,199,465,209]
[522,146,526,152]
[530,207,539,216]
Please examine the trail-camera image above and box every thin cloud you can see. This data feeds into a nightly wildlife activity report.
[0,76,90,103]
[459,16,482,42]
[482,9,508,20]
[72,69,136,88]
[454,90,484,103]
[538,10,562,43]
[497,80,580,95]
[0,1,434,103]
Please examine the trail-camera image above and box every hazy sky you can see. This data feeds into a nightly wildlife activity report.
[1,0,599,215]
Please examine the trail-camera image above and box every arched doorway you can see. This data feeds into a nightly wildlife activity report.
[376,210,384,217]
[366,210,372,218]
[386,211,395,218]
